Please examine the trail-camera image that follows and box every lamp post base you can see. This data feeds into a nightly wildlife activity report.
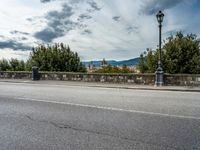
[155,67,164,86]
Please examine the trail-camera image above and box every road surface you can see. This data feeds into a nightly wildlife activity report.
[0,81,200,150]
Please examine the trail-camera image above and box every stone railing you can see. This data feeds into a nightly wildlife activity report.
[164,74,200,86]
[0,71,32,79]
[39,72,155,85]
[0,71,200,86]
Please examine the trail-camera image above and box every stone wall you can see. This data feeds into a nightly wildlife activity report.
[0,71,200,86]
[39,73,155,85]
[164,74,200,86]
[0,71,31,79]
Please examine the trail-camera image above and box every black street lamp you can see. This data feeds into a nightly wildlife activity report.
[155,10,164,86]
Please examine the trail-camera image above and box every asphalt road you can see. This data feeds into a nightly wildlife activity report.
[0,81,200,150]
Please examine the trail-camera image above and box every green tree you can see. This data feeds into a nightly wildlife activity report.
[138,54,148,73]
[28,43,86,72]
[9,58,20,71]
[0,59,10,71]
[138,32,200,74]
[0,58,25,71]
[163,32,200,74]
[18,60,26,71]
[146,48,157,73]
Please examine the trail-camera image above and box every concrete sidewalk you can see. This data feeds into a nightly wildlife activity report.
[0,79,200,92]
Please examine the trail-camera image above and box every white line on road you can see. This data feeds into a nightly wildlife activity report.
[16,97,200,120]
[2,81,199,93]
[0,81,122,91]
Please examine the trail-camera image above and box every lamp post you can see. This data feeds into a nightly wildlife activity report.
[155,10,164,86]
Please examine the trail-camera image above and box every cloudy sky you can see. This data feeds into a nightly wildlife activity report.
[0,0,200,61]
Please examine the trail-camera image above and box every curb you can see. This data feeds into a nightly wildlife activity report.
[0,80,200,92]
[80,84,200,92]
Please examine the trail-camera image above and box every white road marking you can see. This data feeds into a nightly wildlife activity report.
[0,81,121,91]
[16,97,200,120]
[1,81,198,93]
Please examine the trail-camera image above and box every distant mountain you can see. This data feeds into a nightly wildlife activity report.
[82,58,140,67]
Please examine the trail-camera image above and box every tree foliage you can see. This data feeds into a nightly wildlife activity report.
[0,43,86,72]
[0,58,26,71]
[28,43,86,72]
[0,59,10,71]
[138,32,200,74]
[9,58,26,71]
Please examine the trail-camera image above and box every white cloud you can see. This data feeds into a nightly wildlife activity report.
[0,0,199,61]
[0,49,30,61]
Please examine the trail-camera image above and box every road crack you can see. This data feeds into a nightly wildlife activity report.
[23,114,190,150]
